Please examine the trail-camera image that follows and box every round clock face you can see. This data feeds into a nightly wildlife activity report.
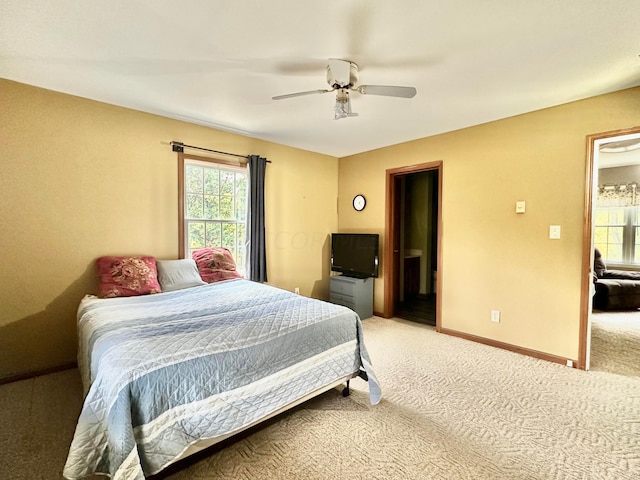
[353,194,366,211]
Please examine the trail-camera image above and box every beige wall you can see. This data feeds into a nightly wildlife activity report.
[1,79,338,380]
[3,79,639,379]
[338,87,640,361]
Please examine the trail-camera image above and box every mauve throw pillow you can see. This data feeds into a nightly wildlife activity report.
[192,247,242,283]
[96,256,162,298]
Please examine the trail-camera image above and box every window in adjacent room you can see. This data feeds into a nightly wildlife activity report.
[594,205,640,264]
[179,154,247,272]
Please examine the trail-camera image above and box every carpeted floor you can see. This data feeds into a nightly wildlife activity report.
[2,317,640,480]
[590,310,640,377]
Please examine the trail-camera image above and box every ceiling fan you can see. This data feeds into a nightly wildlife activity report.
[272,58,417,120]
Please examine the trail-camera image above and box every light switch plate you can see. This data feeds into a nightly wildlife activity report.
[549,225,561,239]
[515,201,526,214]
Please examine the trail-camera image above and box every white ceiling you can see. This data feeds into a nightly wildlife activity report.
[2,0,639,158]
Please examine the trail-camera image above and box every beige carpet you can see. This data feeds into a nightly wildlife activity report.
[590,310,640,377]
[2,317,640,480]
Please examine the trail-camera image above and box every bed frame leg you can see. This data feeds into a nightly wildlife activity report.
[342,380,351,397]
[342,369,369,397]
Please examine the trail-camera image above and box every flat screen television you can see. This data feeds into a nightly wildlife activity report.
[331,233,379,278]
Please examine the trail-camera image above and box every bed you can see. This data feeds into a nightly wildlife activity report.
[63,278,381,480]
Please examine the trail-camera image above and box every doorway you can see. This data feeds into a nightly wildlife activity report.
[383,162,442,328]
[580,127,640,371]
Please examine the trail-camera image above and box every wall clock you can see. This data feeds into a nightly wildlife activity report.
[353,194,366,211]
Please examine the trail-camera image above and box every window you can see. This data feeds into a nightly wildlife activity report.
[594,205,640,264]
[179,155,247,272]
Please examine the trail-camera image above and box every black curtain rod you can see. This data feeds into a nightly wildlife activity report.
[170,141,271,162]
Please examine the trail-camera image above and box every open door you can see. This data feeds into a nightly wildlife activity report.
[384,161,443,329]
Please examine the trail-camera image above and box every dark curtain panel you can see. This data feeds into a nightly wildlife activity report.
[247,155,268,282]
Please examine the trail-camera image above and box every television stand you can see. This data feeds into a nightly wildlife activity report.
[329,275,374,319]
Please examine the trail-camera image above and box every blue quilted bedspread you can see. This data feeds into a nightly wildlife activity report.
[63,279,380,479]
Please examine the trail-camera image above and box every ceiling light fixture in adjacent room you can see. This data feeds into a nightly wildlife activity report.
[599,138,640,153]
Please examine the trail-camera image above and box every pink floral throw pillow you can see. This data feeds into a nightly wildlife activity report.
[192,247,242,283]
[97,256,162,298]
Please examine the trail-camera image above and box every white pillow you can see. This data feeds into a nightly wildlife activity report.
[156,259,206,292]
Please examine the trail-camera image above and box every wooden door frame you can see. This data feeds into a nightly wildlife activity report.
[383,161,443,330]
[579,126,640,369]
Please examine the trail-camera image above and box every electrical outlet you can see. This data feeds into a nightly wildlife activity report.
[491,310,500,323]
[294,287,300,295]
[566,360,573,368]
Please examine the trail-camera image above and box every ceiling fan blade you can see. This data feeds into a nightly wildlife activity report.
[354,85,417,98]
[272,89,332,100]
[328,58,352,86]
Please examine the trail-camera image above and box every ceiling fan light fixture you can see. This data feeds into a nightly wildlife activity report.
[334,106,348,120]
[334,89,358,120]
